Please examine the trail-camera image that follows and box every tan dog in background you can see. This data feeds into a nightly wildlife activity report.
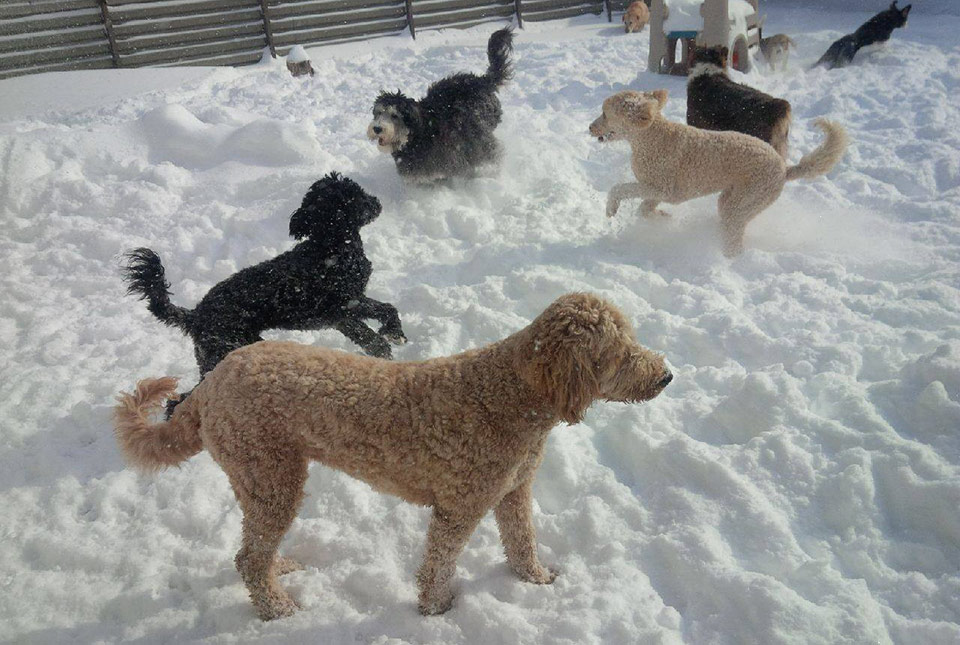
[623,1,651,33]
[590,90,848,256]
[114,293,672,621]
[759,34,797,70]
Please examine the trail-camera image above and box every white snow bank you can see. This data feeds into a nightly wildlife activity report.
[139,103,321,169]
[1,8,959,645]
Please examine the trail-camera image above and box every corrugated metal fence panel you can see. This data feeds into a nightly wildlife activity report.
[520,0,604,22]
[267,0,407,52]
[107,0,266,67]
[414,0,514,32]
[0,0,625,78]
[0,1,111,79]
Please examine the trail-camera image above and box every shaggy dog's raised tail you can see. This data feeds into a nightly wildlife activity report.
[114,377,202,471]
[485,27,514,88]
[123,248,192,332]
[785,119,849,181]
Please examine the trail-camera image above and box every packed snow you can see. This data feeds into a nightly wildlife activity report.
[1,3,959,643]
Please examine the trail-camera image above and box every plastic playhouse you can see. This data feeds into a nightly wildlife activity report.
[648,0,761,75]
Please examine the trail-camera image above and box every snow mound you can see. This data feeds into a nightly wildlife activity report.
[139,103,321,169]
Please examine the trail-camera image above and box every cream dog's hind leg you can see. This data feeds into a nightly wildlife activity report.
[717,181,782,257]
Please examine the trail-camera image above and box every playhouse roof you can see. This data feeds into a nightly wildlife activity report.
[664,0,707,32]
[663,0,755,33]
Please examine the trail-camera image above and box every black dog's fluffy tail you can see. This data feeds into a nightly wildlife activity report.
[485,27,514,88]
[122,248,193,332]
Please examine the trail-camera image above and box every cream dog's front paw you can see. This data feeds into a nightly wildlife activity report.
[515,563,558,585]
[606,196,621,218]
[418,586,455,615]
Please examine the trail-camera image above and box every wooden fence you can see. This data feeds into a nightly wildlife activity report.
[0,0,634,79]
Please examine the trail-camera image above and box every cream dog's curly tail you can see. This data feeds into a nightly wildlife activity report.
[114,377,202,471]
[785,119,849,182]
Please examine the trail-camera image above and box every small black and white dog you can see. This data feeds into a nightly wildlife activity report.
[815,1,912,69]
[123,172,406,415]
[687,45,793,159]
[367,27,514,182]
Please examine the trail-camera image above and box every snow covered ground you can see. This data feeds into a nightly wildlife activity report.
[1,4,959,643]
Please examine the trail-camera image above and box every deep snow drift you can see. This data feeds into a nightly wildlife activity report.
[1,5,958,644]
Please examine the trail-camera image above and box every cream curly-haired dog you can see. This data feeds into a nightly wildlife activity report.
[115,293,672,620]
[590,90,849,256]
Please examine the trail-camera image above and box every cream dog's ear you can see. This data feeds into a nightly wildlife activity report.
[514,294,610,424]
[652,89,668,109]
[608,92,658,123]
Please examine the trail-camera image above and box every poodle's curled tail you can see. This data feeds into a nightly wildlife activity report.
[114,377,202,471]
[122,248,192,331]
[485,27,514,88]
[785,119,849,182]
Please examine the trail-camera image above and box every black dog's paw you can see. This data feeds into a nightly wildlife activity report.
[164,393,188,420]
[366,340,393,360]
[380,327,408,346]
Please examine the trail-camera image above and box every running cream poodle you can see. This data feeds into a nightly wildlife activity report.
[115,293,672,620]
[590,90,848,256]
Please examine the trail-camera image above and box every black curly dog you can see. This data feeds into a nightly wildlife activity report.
[367,27,514,182]
[123,172,406,416]
[815,1,911,70]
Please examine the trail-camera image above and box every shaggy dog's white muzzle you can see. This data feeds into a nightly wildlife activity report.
[367,115,408,153]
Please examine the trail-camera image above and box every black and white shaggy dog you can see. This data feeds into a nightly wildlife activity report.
[815,1,911,70]
[687,45,793,159]
[123,172,406,415]
[367,27,514,182]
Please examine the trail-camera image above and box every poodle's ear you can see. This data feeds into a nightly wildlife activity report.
[289,200,315,240]
[652,89,668,109]
[889,1,898,9]
[517,295,610,425]
[555,348,598,424]
[289,173,342,240]
[530,334,599,425]
[608,92,658,124]
[901,4,911,18]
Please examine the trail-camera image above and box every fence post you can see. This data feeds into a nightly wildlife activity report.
[405,0,416,39]
[259,0,277,57]
[514,0,524,28]
[97,0,120,67]
[605,0,612,22]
